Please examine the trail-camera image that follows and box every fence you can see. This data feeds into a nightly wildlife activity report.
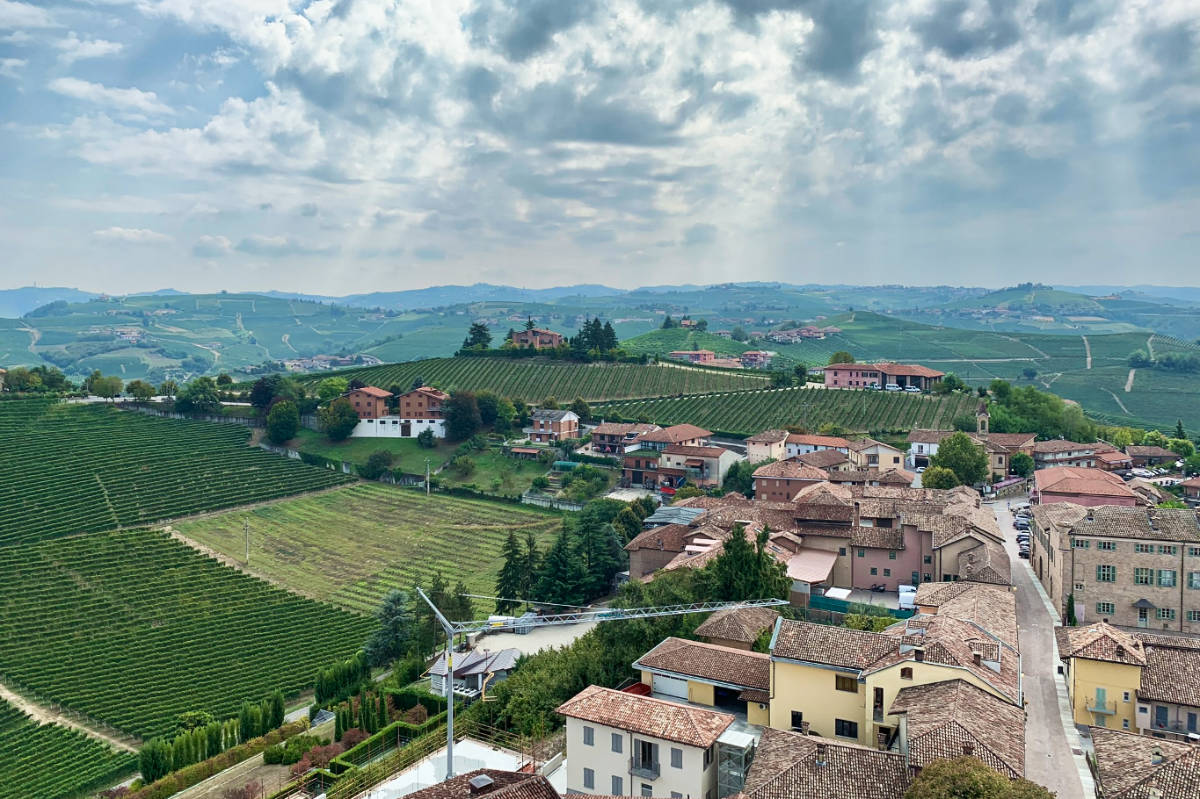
[808,594,915,619]
[521,492,585,511]
[118,403,264,428]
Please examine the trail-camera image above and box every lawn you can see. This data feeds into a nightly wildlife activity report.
[290,427,456,474]
[171,483,563,614]
[436,447,553,496]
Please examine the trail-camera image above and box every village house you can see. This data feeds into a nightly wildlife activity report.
[637,424,712,451]
[511,328,564,349]
[846,439,905,471]
[742,727,911,799]
[668,349,716,364]
[744,429,788,463]
[634,637,772,726]
[348,385,448,439]
[784,433,850,459]
[347,385,392,420]
[907,419,1035,479]
[556,685,734,799]
[1127,445,1179,469]
[590,422,661,454]
[1097,450,1135,471]
[740,350,773,369]
[429,648,520,701]
[752,460,831,502]
[1033,466,1139,507]
[1033,440,1099,469]
[527,409,579,444]
[1029,504,1200,634]
[822,362,945,391]
[659,444,741,489]
[825,468,916,488]
[795,449,852,471]
[396,386,449,419]
[694,606,780,651]
[1091,726,1200,797]
[1182,476,1200,504]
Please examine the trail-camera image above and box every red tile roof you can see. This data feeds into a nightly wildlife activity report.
[1091,726,1200,798]
[694,607,781,645]
[353,385,392,398]
[745,429,789,444]
[785,433,850,448]
[638,424,713,443]
[555,685,733,748]
[634,637,770,691]
[1056,622,1147,665]
[1034,466,1137,499]
[752,460,829,480]
[662,444,728,458]
[404,770,559,799]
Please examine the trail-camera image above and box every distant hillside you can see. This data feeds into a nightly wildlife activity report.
[944,283,1103,313]
[0,287,99,318]
[622,328,755,359]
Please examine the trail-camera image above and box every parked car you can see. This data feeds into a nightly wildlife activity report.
[1132,468,1156,478]
[915,466,926,473]
[904,386,921,393]
[885,383,902,392]
[898,584,917,611]
[1016,535,1031,544]
[1019,549,1031,559]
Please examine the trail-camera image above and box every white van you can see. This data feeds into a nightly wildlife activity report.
[885,383,902,391]
[898,584,917,610]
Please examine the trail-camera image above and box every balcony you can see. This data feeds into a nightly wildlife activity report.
[1087,699,1117,715]
[630,758,660,780]
[1147,719,1199,736]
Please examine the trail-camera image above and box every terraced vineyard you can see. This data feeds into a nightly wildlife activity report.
[0,698,136,799]
[597,386,978,436]
[0,528,373,739]
[297,357,770,402]
[173,483,562,613]
[0,400,353,546]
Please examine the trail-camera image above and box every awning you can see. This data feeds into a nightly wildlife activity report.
[786,547,838,584]
[509,447,540,454]
[1132,598,1157,609]
[685,459,705,467]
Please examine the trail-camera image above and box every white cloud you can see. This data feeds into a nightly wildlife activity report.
[92,226,173,244]
[0,1,56,30]
[0,57,24,79]
[56,33,124,65]
[49,77,172,115]
[192,235,233,257]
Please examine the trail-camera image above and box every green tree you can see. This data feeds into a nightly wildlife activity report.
[988,379,1012,403]
[1159,499,1188,509]
[523,530,542,599]
[534,528,586,606]
[158,379,178,397]
[320,397,359,441]
[1010,452,1034,478]
[93,375,123,400]
[611,505,644,544]
[126,379,155,401]
[444,392,482,441]
[1021,367,1038,380]
[318,377,349,404]
[699,524,789,601]
[266,400,300,444]
[476,391,500,425]
[921,465,961,489]
[929,432,990,486]
[661,315,675,329]
[462,322,492,350]
[722,459,758,496]
[1168,438,1194,459]
[416,428,436,448]
[730,326,747,342]
[828,351,854,364]
[493,397,517,433]
[269,689,285,730]
[571,396,591,422]
[1176,420,1187,439]
[175,377,222,414]
[495,532,527,614]
[575,518,624,598]
[1184,454,1200,476]
[1065,593,1077,626]
[139,738,174,782]
[361,449,394,480]
[1142,430,1168,448]
[541,396,559,410]
[364,589,414,667]
[904,756,1054,799]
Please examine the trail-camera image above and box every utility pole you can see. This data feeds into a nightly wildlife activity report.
[243,518,250,565]
[425,457,431,496]
[417,587,455,780]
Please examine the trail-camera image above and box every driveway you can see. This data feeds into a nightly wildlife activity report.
[991,502,1088,799]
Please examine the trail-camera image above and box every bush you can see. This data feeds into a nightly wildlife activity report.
[416,428,436,448]
[360,450,395,480]
[266,400,300,444]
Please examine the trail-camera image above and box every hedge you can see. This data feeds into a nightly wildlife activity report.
[328,697,453,776]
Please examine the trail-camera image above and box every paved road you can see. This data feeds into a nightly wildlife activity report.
[992,503,1087,799]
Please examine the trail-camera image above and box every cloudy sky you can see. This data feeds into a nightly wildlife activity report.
[1,0,1197,295]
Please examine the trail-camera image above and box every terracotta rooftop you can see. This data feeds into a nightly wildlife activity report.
[745,429,788,444]
[1136,635,1200,708]
[634,637,770,691]
[826,468,915,486]
[871,362,946,378]
[353,385,392,398]
[908,428,954,444]
[795,449,850,469]
[404,770,559,799]
[752,460,829,480]
[555,685,733,748]
[662,444,729,458]
[638,424,713,443]
[1091,726,1200,798]
[845,437,892,452]
[912,582,1018,648]
[889,679,1025,778]
[744,727,910,799]
[592,422,659,436]
[1127,445,1178,458]
[408,386,449,400]
[1056,621,1147,665]
[986,432,1037,449]
[771,619,897,670]
[694,606,781,645]
[1033,439,1094,454]
[785,433,850,449]
[1034,466,1137,499]
[1035,504,1200,542]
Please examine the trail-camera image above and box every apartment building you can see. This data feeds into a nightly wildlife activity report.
[634,637,772,726]
[752,460,830,502]
[556,686,732,799]
[527,409,579,444]
[744,429,788,464]
[591,422,661,454]
[1033,440,1099,469]
[1029,504,1200,634]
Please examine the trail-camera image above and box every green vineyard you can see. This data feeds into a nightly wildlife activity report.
[0,698,136,799]
[0,400,353,546]
[0,528,374,739]
[297,357,771,402]
[596,386,979,436]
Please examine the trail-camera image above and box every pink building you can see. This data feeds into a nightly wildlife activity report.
[823,362,945,391]
[849,524,929,591]
[1033,467,1138,507]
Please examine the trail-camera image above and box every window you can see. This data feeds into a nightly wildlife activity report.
[1189,572,1200,589]
[1097,602,1115,615]
[671,748,682,769]
[1135,543,1154,554]
[1123,692,1131,702]
[1190,547,1200,557]
[857,549,865,557]
[1159,570,1177,588]
[1074,539,1090,549]
[1075,582,1086,591]
[790,711,804,731]
[924,573,932,582]
[1160,545,1178,555]
[704,746,713,768]
[1189,610,1200,622]
[612,733,622,753]
[583,726,594,746]
[671,794,682,799]
[836,675,858,693]
[884,569,891,577]
[1098,541,1116,551]
[637,740,658,770]
[1158,608,1176,620]
[839,547,847,556]
[1123,719,1130,729]
[835,719,859,739]
[641,785,653,797]
[1096,565,1116,582]
[583,768,594,790]
[870,567,878,576]
[901,667,913,680]
[889,551,897,560]
[923,555,932,564]
[612,777,624,795]
[1136,568,1154,586]
[1189,713,1198,733]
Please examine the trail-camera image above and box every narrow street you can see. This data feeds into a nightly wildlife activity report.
[991,502,1089,799]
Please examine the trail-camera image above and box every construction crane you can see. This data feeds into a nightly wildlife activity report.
[416,589,789,780]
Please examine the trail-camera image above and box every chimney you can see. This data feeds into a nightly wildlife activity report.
[801,721,811,735]
[972,652,982,666]
[1116,645,1125,658]
[468,775,496,795]
[914,648,925,662]
[962,742,975,756]
[815,742,828,766]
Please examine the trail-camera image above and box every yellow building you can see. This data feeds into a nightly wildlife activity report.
[634,637,772,727]
[767,616,1023,749]
[1056,622,1145,731]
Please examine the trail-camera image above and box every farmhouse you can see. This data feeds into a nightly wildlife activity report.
[745,429,788,463]
[527,409,579,444]
[511,328,564,349]
[784,433,850,459]
[822,362,944,391]
[590,422,661,454]
[349,384,448,439]
[1033,467,1139,507]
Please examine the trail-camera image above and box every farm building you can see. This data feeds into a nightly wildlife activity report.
[349,384,448,439]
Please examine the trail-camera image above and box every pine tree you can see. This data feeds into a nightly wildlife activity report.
[1177,419,1187,440]
[522,530,541,602]
[495,532,526,614]
[576,519,623,598]
[364,589,414,667]
[602,321,618,350]
[270,689,285,730]
[534,528,586,606]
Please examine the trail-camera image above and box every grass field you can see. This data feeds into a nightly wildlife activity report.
[290,427,458,473]
[296,357,771,402]
[0,528,372,740]
[0,698,136,799]
[597,385,978,436]
[171,483,562,614]
[0,400,353,546]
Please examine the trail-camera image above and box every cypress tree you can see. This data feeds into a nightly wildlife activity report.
[534,527,586,606]
[139,738,173,783]
[259,698,272,732]
[358,691,371,733]
[495,531,525,614]
[335,706,344,742]
[206,721,222,755]
[238,702,254,744]
[378,692,388,729]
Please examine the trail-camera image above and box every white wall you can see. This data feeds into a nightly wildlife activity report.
[351,417,445,439]
[564,716,717,799]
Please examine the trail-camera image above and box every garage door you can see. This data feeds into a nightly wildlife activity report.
[653,674,688,699]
